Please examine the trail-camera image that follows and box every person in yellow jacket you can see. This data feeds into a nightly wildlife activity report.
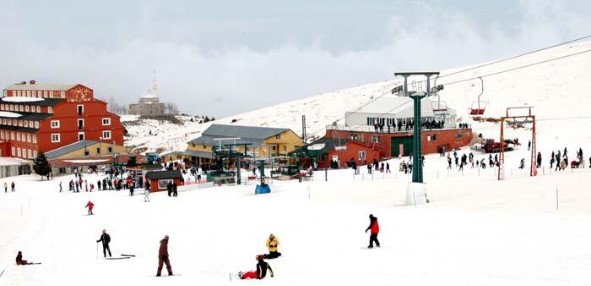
[263,233,281,259]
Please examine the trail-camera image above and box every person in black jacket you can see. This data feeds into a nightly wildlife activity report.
[96,229,112,258]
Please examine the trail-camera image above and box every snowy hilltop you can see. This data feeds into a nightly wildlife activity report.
[122,41,591,155]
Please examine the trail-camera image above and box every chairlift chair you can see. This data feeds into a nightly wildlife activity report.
[470,77,488,115]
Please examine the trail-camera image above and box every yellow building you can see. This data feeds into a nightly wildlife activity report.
[181,124,303,167]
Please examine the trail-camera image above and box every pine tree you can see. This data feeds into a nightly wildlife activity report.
[33,152,52,180]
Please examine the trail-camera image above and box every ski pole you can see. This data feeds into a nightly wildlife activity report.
[96,242,99,259]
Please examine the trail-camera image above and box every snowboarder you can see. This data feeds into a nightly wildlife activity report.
[238,255,274,280]
[156,235,173,277]
[96,229,112,258]
[16,251,38,265]
[85,200,94,215]
[365,214,380,248]
[263,234,281,259]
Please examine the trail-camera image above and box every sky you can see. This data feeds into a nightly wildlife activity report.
[1,0,590,117]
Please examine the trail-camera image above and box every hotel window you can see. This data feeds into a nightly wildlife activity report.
[0,132,3,139]
[107,147,113,153]
[102,130,111,140]
[372,135,380,143]
[49,91,54,97]
[48,106,53,113]
[18,120,23,127]
[19,105,23,112]
[428,134,437,141]
[9,105,13,111]
[25,105,30,112]
[11,147,15,156]
[26,90,30,97]
[2,119,5,124]
[24,121,28,128]
[35,122,39,128]
[96,147,101,154]
[44,90,48,97]
[16,133,21,141]
[78,132,85,141]
[32,135,37,143]
[17,148,21,157]
[51,120,60,128]
[0,104,4,110]
[7,119,11,125]
[36,106,40,112]
[102,118,111,126]
[28,149,32,158]
[10,132,14,140]
[33,151,37,158]
[61,91,66,98]
[77,105,84,115]
[77,119,84,129]
[51,133,60,143]
[275,134,281,139]
[26,134,31,142]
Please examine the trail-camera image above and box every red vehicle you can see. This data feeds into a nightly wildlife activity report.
[483,139,513,153]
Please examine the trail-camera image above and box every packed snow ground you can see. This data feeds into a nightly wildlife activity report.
[2,129,591,286]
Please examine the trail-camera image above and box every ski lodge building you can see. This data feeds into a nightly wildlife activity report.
[0,81,126,163]
[174,124,304,169]
[311,95,473,167]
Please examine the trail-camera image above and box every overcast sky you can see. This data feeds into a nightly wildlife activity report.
[1,0,590,117]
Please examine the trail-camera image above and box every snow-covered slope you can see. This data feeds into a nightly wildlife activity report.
[122,41,591,155]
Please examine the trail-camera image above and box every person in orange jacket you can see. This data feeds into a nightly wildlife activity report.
[365,214,380,248]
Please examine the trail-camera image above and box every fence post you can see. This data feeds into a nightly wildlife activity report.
[555,188,558,211]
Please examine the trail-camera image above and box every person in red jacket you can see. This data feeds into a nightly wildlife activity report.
[365,214,380,248]
[239,255,274,280]
[85,201,94,215]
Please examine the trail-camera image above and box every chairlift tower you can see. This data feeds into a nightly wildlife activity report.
[395,72,439,183]
[498,107,536,180]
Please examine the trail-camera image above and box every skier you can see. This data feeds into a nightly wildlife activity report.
[59,181,62,192]
[519,158,525,169]
[96,229,112,258]
[263,233,281,259]
[85,200,94,215]
[238,255,274,280]
[156,235,173,277]
[365,214,380,248]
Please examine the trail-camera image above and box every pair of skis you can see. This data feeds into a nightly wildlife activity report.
[106,254,135,260]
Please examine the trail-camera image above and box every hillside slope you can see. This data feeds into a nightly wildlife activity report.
[122,41,591,155]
